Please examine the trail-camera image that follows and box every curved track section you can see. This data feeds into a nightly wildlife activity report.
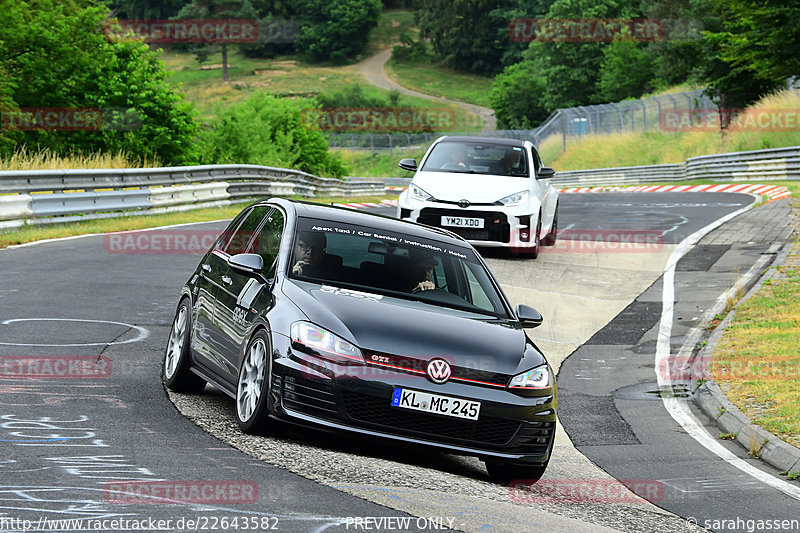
[1,192,795,532]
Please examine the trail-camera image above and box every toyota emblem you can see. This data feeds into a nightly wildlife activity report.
[457,199,470,208]
[426,358,451,384]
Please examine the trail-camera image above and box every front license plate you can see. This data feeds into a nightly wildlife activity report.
[441,216,484,229]
[391,388,480,420]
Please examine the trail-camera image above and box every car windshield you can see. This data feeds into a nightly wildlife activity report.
[288,217,509,318]
[420,141,528,177]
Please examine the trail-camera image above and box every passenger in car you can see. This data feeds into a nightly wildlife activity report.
[403,251,438,292]
[292,231,339,279]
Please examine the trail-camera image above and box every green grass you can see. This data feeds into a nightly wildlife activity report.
[0,194,395,249]
[337,147,425,178]
[384,58,494,108]
[711,184,800,448]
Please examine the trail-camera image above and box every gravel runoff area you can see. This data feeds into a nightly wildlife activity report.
[168,389,703,533]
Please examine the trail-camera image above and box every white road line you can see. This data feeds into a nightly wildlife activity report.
[654,195,800,501]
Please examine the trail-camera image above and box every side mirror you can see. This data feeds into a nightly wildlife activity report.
[537,167,555,180]
[516,304,543,328]
[228,253,266,282]
[399,158,418,172]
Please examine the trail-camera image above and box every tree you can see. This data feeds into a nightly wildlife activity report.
[414,0,553,75]
[173,0,258,81]
[489,61,548,129]
[595,38,654,102]
[293,0,381,63]
[701,0,800,114]
[0,0,198,164]
[522,0,642,110]
[106,0,188,19]
[639,0,713,89]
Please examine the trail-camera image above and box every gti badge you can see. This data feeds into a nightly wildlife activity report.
[426,358,451,384]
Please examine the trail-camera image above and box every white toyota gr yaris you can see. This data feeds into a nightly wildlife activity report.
[396,136,559,257]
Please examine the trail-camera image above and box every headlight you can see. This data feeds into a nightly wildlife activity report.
[409,183,433,201]
[497,190,529,206]
[508,364,552,389]
[290,322,363,363]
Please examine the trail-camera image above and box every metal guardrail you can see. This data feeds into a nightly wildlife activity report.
[1,146,797,229]
[0,164,385,229]
[364,146,800,190]
[551,146,800,187]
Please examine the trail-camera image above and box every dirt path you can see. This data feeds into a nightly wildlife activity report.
[356,48,496,132]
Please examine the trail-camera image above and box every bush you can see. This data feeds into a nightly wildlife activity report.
[316,84,396,109]
[391,34,435,64]
[199,93,349,178]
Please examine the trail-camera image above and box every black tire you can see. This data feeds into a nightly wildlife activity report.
[485,459,548,483]
[163,298,206,393]
[542,205,558,246]
[235,330,272,434]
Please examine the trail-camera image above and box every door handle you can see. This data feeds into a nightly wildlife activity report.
[201,264,211,272]
[222,276,232,285]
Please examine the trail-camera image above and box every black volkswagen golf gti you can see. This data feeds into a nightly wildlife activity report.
[164,198,556,481]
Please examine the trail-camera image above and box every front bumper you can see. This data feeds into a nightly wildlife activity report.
[269,336,557,463]
[397,193,538,249]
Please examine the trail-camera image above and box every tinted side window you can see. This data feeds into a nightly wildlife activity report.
[254,209,285,276]
[223,205,271,255]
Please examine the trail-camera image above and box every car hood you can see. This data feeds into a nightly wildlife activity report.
[413,170,530,203]
[282,280,545,376]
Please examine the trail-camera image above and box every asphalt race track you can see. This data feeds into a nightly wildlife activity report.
[1,192,797,532]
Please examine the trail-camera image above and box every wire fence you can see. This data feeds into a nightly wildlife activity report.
[324,89,717,153]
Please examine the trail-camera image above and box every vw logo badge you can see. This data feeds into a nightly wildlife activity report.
[458,199,470,209]
[427,358,451,384]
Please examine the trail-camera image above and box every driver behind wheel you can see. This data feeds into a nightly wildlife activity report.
[292,231,327,277]
[404,251,438,293]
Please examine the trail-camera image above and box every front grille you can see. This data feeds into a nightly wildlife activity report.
[362,350,509,388]
[418,208,510,243]
[342,390,520,446]
[282,375,338,416]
